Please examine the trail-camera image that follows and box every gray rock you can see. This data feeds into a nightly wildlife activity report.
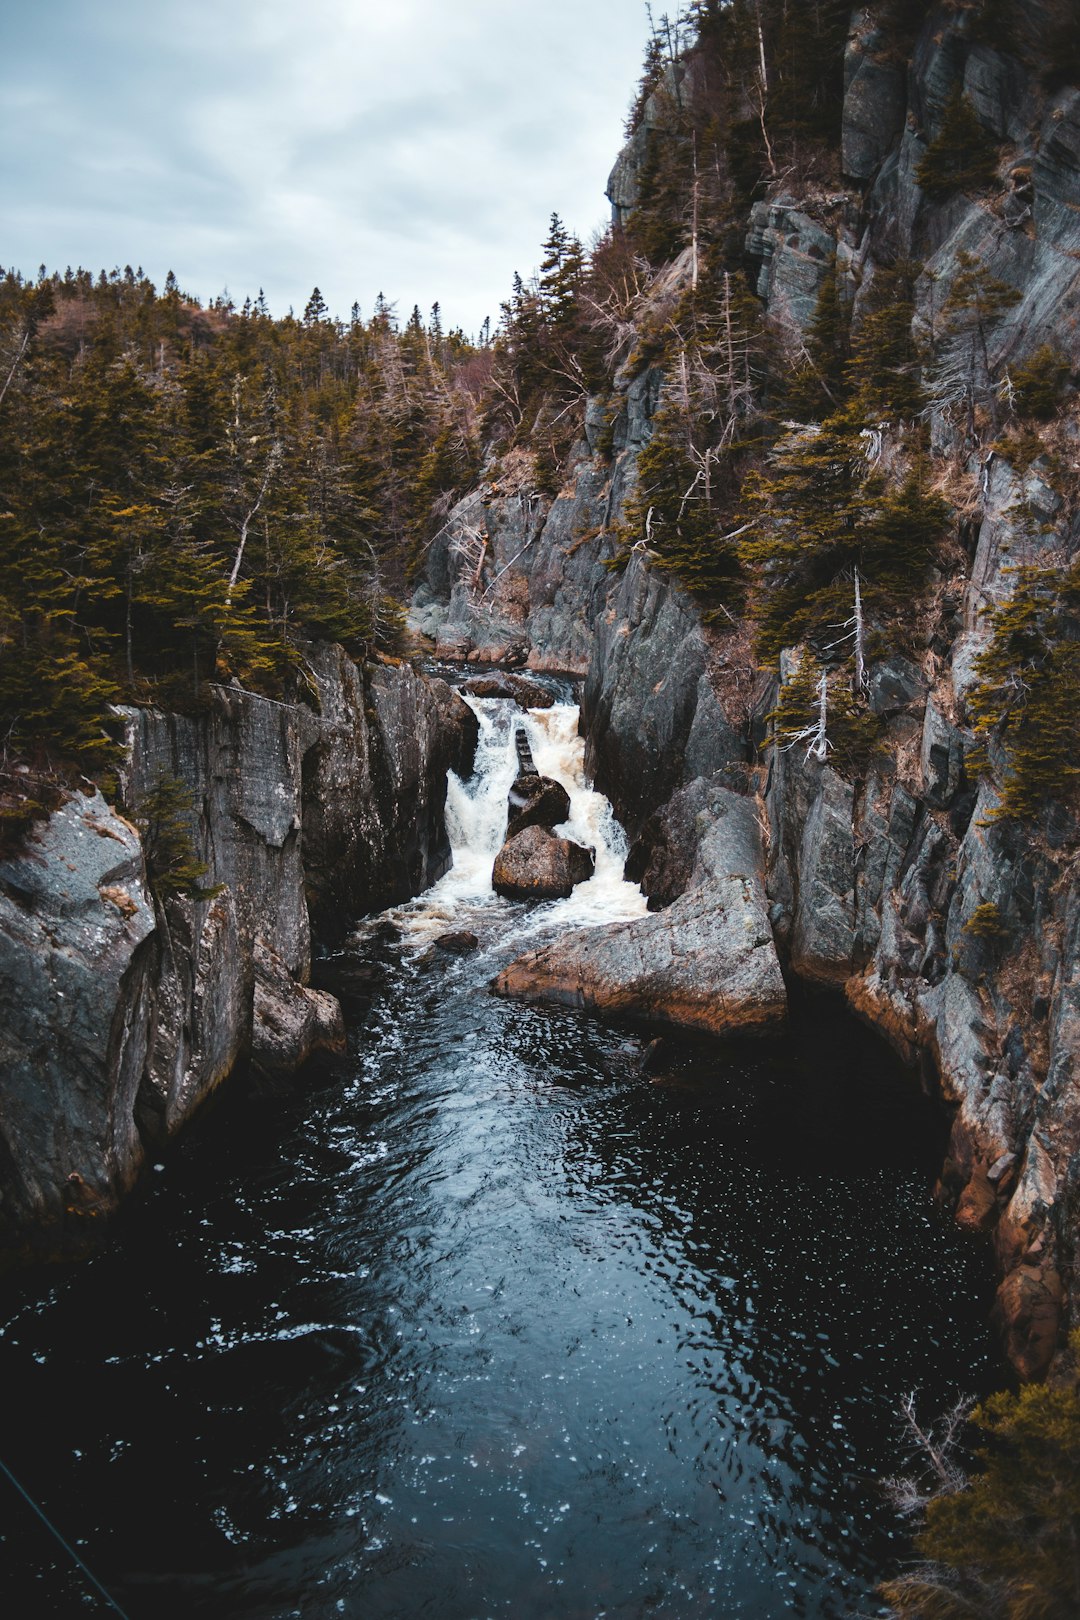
[0,792,155,1252]
[463,673,554,709]
[493,787,786,1039]
[506,774,572,840]
[0,650,477,1258]
[868,655,929,716]
[921,697,970,809]
[789,767,856,984]
[492,825,595,900]
[251,939,345,1080]
[434,931,479,955]
[842,12,906,180]
[582,556,745,838]
[745,199,841,338]
[626,773,737,910]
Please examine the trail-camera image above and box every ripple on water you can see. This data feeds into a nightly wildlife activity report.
[0,694,1001,1618]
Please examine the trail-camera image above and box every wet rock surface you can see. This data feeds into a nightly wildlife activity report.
[506,773,572,840]
[462,673,555,709]
[492,824,595,901]
[494,787,785,1038]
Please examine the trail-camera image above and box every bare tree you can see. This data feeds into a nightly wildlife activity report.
[882,1391,974,1517]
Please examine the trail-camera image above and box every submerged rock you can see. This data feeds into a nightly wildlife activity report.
[492,824,595,900]
[493,788,786,1038]
[434,930,480,954]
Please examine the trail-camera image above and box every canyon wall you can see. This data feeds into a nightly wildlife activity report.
[414,6,1080,1377]
[0,649,475,1262]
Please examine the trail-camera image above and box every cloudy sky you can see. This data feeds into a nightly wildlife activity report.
[2,0,650,337]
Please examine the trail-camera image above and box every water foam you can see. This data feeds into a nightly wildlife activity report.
[395,693,646,944]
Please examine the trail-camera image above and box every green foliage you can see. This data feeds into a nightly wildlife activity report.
[844,261,925,423]
[882,1347,1080,1619]
[619,406,743,615]
[766,652,881,778]
[916,87,1000,202]
[784,258,851,420]
[1009,345,1071,421]
[963,901,1007,938]
[739,421,952,658]
[968,555,1080,822]
[0,262,484,771]
[134,772,222,901]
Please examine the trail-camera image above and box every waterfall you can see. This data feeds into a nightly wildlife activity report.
[386,694,647,944]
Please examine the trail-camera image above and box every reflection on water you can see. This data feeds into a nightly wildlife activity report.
[0,697,1000,1618]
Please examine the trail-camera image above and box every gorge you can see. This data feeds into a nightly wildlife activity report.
[2,1,1080,1613]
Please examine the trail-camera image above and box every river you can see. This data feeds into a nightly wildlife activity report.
[0,692,1000,1617]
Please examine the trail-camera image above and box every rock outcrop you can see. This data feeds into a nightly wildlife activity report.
[0,791,156,1249]
[0,650,475,1260]
[492,824,594,900]
[494,785,785,1038]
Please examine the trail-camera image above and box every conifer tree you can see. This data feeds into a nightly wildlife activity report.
[916,86,1000,201]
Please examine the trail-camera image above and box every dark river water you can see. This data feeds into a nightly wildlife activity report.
[0,699,1001,1618]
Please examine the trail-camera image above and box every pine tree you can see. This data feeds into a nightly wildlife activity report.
[969,552,1080,822]
[916,86,1000,202]
[881,1350,1080,1619]
[784,257,851,420]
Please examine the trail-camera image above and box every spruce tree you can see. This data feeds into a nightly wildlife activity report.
[916,86,1000,201]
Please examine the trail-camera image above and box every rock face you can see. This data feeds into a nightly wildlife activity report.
[462,673,555,709]
[494,786,786,1038]
[0,650,475,1260]
[409,9,1080,1380]
[0,792,156,1249]
[251,940,345,1081]
[492,825,594,900]
[300,646,479,935]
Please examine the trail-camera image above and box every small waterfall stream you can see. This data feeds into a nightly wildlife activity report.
[373,693,647,949]
[0,687,1002,1619]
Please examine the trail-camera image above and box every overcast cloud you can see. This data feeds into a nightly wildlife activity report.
[1,0,650,336]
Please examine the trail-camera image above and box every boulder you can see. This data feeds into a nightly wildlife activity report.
[506,774,572,840]
[462,673,555,709]
[251,940,346,1080]
[492,824,595,900]
[493,787,786,1039]
[434,930,479,954]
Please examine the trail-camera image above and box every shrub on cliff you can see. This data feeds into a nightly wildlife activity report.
[916,87,1001,202]
[969,551,1080,822]
[1008,345,1072,421]
[766,651,881,778]
[134,773,223,902]
[617,406,744,615]
[738,423,951,659]
[881,1346,1080,1619]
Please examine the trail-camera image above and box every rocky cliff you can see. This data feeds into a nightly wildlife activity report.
[414,5,1080,1378]
[0,649,475,1262]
